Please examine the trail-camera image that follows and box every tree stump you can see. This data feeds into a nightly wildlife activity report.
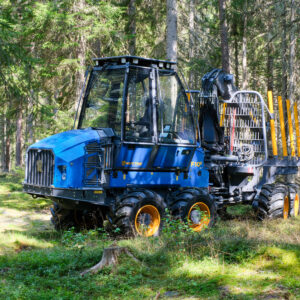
[80,245,139,276]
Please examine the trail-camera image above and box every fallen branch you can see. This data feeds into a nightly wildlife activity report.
[80,245,140,276]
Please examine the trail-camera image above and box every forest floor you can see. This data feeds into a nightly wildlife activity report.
[0,171,299,300]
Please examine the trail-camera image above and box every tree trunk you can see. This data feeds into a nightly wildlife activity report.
[74,0,87,113]
[93,39,101,57]
[188,0,195,87]
[0,114,5,171]
[241,1,248,90]
[287,0,297,181]
[232,21,239,88]
[280,1,290,157]
[266,4,274,92]
[4,123,10,172]
[218,0,230,73]
[287,0,296,102]
[166,0,178,110]
[128,0,136,55]
[281,1,288,100]
[76,39,86,106]
[266,47,274,91]
[27,90,34,145]
[166,0,177,62]
[4,99,12,172]
[15,99,23,167]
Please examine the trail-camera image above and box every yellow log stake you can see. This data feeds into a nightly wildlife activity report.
[186,92,190,101]
[293,102,300,157]
[278,96,288,157]
[220,103,227,127]
[286,99,296,157]
[267,91,278,156]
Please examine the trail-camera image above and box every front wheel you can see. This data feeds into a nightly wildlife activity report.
[134,203,162,236]
[113,190,166,237]
[50,202,76,231]
[50,202,103,231]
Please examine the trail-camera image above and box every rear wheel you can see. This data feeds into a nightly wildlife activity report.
[288,184,299,217]
[113,190,166,237]
[257,184,290,220]
[170,188,201,218]
[171,188,216,232]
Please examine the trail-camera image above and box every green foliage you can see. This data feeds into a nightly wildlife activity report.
[162,208,193,235]
[61,227,108,249]
[0,172,300,299]
[0,0,299,171]
[0,0,128,172]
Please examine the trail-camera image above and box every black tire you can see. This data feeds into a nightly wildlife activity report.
[171,188,216,231]
[50,202,103,231]
[170,188,201,217]
[113,189,166,237]
[50,202,76,231]
[257,184,290,220]
[288,184,300,217]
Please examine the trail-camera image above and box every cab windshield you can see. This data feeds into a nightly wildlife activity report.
[79,68,125,136]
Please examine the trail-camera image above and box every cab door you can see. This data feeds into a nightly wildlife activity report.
[154,70,196,170]
[115,66,155,170]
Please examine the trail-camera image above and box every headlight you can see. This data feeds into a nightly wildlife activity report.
[58,165,67,181]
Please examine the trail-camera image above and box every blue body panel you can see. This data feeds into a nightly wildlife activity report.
[153,146,194,168]
[30,129,100,153]
[28,129,100,189]
[115,145,152,168]
[111,147,208,188]
[28,129,209,190]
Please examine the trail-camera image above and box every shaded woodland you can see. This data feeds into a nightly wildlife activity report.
[0,0,299,171]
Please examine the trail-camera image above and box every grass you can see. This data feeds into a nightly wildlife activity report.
[0,170,52,210]
[0,171,299,299]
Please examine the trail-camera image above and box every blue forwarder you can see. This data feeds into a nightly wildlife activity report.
[23,56,299,236]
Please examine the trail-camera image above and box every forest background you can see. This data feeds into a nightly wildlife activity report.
[0,0,299,172]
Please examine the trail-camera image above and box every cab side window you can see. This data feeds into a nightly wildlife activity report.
[158,71,195,144]
[125,68,153,142]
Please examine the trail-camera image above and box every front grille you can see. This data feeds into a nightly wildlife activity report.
[26,149,54,186]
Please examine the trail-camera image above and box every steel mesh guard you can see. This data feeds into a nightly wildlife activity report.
[220,91,268,166]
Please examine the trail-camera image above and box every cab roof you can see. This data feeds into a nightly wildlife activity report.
[93,56,176,69]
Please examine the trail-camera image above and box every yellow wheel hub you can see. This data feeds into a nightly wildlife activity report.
[134,205,160,237]
[187,202,210,232]
[283,195,289,219]
[294,194,299,217]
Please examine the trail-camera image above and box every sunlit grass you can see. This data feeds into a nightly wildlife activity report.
[0,232,53,255]
[0,172,299,299]
[0,192,51,210]
[0,171,52,210]
[117,216,300,298]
